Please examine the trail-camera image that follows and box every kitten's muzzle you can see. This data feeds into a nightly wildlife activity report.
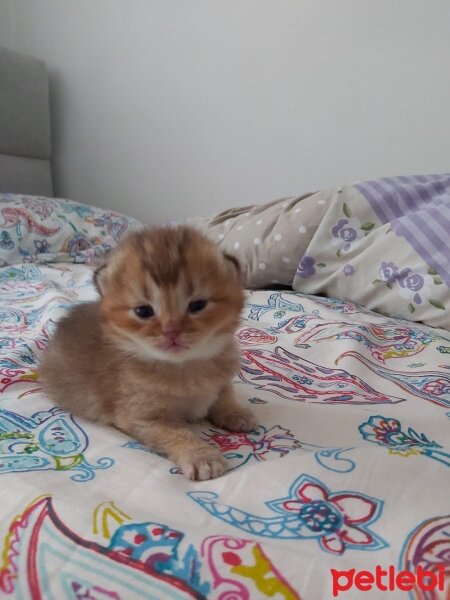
[159,339,189,353]
[158,327,189,352]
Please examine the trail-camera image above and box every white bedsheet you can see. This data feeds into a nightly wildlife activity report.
[0,261,449,599]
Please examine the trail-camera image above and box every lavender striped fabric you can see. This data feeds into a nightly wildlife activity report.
[355,174,450,287]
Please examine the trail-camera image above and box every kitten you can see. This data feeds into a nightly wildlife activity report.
[39,225,257,480]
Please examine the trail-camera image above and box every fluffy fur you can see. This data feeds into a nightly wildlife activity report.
[39,225,257,480]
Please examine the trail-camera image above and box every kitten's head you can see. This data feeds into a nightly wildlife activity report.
[94,225,244,363]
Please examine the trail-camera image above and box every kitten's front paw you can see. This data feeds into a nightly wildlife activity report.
[213,409,258,433]
[179,448,227,481]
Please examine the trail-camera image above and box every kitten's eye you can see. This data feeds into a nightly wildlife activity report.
[134,305,155,319]
[188,299,208,314]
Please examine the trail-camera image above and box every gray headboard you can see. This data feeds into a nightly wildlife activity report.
[0,46,53,196]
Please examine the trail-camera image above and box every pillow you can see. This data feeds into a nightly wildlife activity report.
[188,191,333,288]
[292,173,450,330]
[0,194,142,266]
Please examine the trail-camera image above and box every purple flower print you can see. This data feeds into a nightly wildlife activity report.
[379,261,398,283]
[376,261,435,308]
[331,219,358,251]
[343,264,355,276]
[297,255,316,278]
[34,239,51,254]
[398,269,424,292]
[67,233,92,257]
[398,268,424,304]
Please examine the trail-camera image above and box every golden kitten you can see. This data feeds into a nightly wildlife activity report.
[40,225,257,480]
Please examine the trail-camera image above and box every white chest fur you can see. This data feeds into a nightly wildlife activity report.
[181,393,218,422]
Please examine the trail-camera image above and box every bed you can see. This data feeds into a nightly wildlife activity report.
[0,47,449,600]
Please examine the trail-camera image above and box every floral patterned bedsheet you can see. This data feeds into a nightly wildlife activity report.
[1,251,449,598]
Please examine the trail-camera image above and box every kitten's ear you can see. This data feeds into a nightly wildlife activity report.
[93,264,108,295]
[223,253,243,283]
[93,246,117,295]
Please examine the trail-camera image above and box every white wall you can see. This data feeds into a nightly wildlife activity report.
[5,0,450,223]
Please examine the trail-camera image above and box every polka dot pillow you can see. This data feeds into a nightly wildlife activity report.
[187,191,331,288]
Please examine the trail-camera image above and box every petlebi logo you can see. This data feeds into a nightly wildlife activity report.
[331,565,445,597]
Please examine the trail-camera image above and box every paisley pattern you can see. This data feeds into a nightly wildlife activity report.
[189,474,387,554]
[283,317,439,363]
[400,516,450,600]
[359,415,450,467]
[202,535,301,599]
[314,447,356,473]
[337,351,450,408]
[0,496,304,600]
[0,195,449,598]
[0,193,141,266]
[239,346,405,404]
[0,496,204,599]
[237,326,278,345]
[0,407,114,481]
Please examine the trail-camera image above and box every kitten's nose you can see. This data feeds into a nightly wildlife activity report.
[161,322,181,339]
